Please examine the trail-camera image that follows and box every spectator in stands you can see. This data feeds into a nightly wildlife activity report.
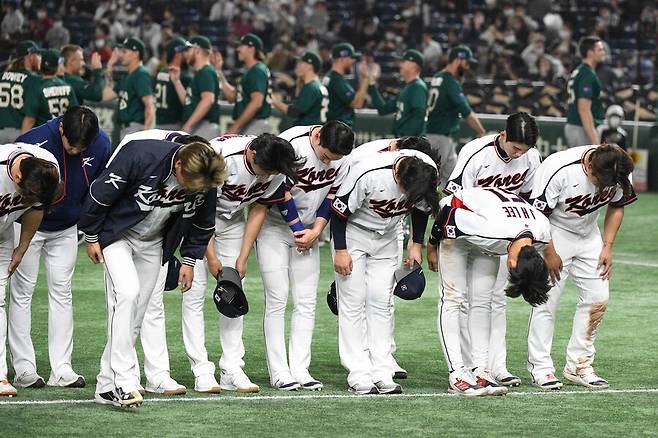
[61,45,111,104]
[522,33,546,76]
[309,1,329,35]
[1,0,24,41]
[210,0,237,22]
[292,0,310,36]
[44,16,69,50]
[267,33,295,72]
[90,24,113,64]
[141,14,161,60]
[597,105,627,150]
[232,10,255,37]
[29,6,52,41]
[422,32,442,73]
[533,55,557,82]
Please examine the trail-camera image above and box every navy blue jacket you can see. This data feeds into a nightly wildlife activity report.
[78,139,215,266]
[16,116,112,232]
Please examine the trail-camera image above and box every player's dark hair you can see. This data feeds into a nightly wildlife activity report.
[62,106,99,149]
[17,157,63,212]
[172,134,210,146]
[61,44,82,64]
[505,112,538,148]
[319,120,354,156]
[397,136,441,167]
[579,36,602,59]
[249,133,306,183]
[506,245,551,307]
[589,143,634,196]
[396,156,439,216]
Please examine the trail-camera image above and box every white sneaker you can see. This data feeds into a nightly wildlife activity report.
[448,368,487,397]
[348,382,378,395]
[563,368,609,389]
[194,374,221,393]
[473,368,508,396]
[531,373,563,390]
[374,380,402,394]
[0,379,17,397]
[146,377,187,395]
[13,371,45,388]
[273,379,301,391]
[220,370,259,393]
[47,371,86,388]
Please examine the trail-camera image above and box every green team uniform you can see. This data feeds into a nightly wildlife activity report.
[63,68,105,104]
[0,69,39,129]
[115,65,152,125]
[369,78,428,136]
[322,70,356,126]
[24,76,79,125]
[183,64,220,124]
[233,62,271,120]
[566,63,604,126]
[426,71,473,135]
[288,79,328,125]
[154,67,191,125]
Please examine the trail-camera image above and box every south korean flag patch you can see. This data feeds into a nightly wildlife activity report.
[532,199,547,211]
[446,181,462,194]
[445,225,457,238]
[332,197,348,214]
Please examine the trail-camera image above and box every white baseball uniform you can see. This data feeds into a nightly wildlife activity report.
[435,187,550,375]
[527,145,636,381]
[185,135,286,377]
[0,143,59,382]
[331,150,436,389]
[443,133,541,375]
[256,125,345,385]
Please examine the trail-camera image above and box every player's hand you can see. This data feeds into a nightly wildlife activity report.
[334,250,353,276]
[179,264,194,292]
[168,65,180,82]
[86,242,104,264]
[90,52,102,70]
[294,228,319,251]
[544,244,562,283]
[207,256,223,279]
[107,49,120,69]
[225,125,238,135]
[235,256,248,279]
[598,244,613,279]
[357,61,369,79]
[426,242,439,272]
[368,62,381,83]
[406,242,423,268]
[8,246,27,275]
[211,50,223,70]
[181,123,192,133]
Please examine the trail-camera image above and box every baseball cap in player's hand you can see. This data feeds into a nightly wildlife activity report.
[331,42,362,59]
[397,49,424,68]
[448,45,478,64]
[393,261,426,300]
[190,35,212,50]
[16,40,40,58]
[117,37,146,59]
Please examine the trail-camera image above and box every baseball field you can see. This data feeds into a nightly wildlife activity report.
[4,193,658,437]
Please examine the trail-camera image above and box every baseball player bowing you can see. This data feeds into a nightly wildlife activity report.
[331,149,438,395]
[426,187,558,396]
[527,143,635,390]
[79,137,225,408]
[8,106,111,390]
[0,143,62,397]
[443,112,541,387]
[185,133,304,394]
[257,121,354,391]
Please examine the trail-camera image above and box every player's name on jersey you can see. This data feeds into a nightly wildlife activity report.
[1,71,29,82]
[42,85,73,98]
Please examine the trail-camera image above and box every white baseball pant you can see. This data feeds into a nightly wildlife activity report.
[336,223,397,388]
[256,219,319,385]
[0,227,15,380]
[95,235,162,394]
[488,256,510,376]
[185,214,245,376]
[527,226,609,380]
[8,224,78,381]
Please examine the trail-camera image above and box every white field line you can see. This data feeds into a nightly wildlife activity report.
[616,259,658,268]
[2,388,658,406]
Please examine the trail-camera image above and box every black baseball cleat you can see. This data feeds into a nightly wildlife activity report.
[116,387,144,408]
[95,390,122,407]
[393,370,408,380]
[66,376,86,388]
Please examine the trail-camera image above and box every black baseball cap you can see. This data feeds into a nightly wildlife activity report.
[393,261,426,300]
[397,49,424,68]
[16,40,40,58]
[331,42,361,59]
[235,33,264,52]
[448,45,478,64]
[190,35,212,50]
[295,51,322,73]
[117,37,146,59]
[41,48,63,70]
[166,36,193,58]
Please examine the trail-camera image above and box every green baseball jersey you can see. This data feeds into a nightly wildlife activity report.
[24,76,79,125]
[154,67,192,125]
[0,69,39,129]
[288,79,328,126]
[63,68,104,104]
[114,65,153,125]
[369,78,428,136]
[322,70,356,126]
[426,71,473,135]
[183,64,220,124]
[566,63,604,126]
[233,62,271,120]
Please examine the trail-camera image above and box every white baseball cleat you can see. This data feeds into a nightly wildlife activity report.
[448,368,488,397]
[531,373,564,390]
[563,368,609,389]
[494,371,521,387]
[194,374,221,393]
[374,380,402,394]
[273,380,301,391]
[146,377,187,395]
[13,371,45,388]
[220,370,259,393]
[47,370,86,388]
[348,382,378,395]
[473,368,508,396]
[0,379,17,397]
[294,372,323,391]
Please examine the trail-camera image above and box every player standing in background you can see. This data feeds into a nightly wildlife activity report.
[442,112,541,387]
[154,37,193,131]
[0,143,62,397]
[22,49,79,131]
[322,42,369,127]
[8,107,111,390]
[565,37,606,147]
[331,149,438,395]
[103,37,155,138]
[426,45,486,186]
[61,45,112,105]
[367,49,428,137]
[258,121,354,391]
[180,36,221,139]
[216,34,273,135]
[80,137,225,408]
[272,52,329,127]
[185,134,304,394]
[528,144,635,390]
[0,41,41,143]
[426,187,558,396]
